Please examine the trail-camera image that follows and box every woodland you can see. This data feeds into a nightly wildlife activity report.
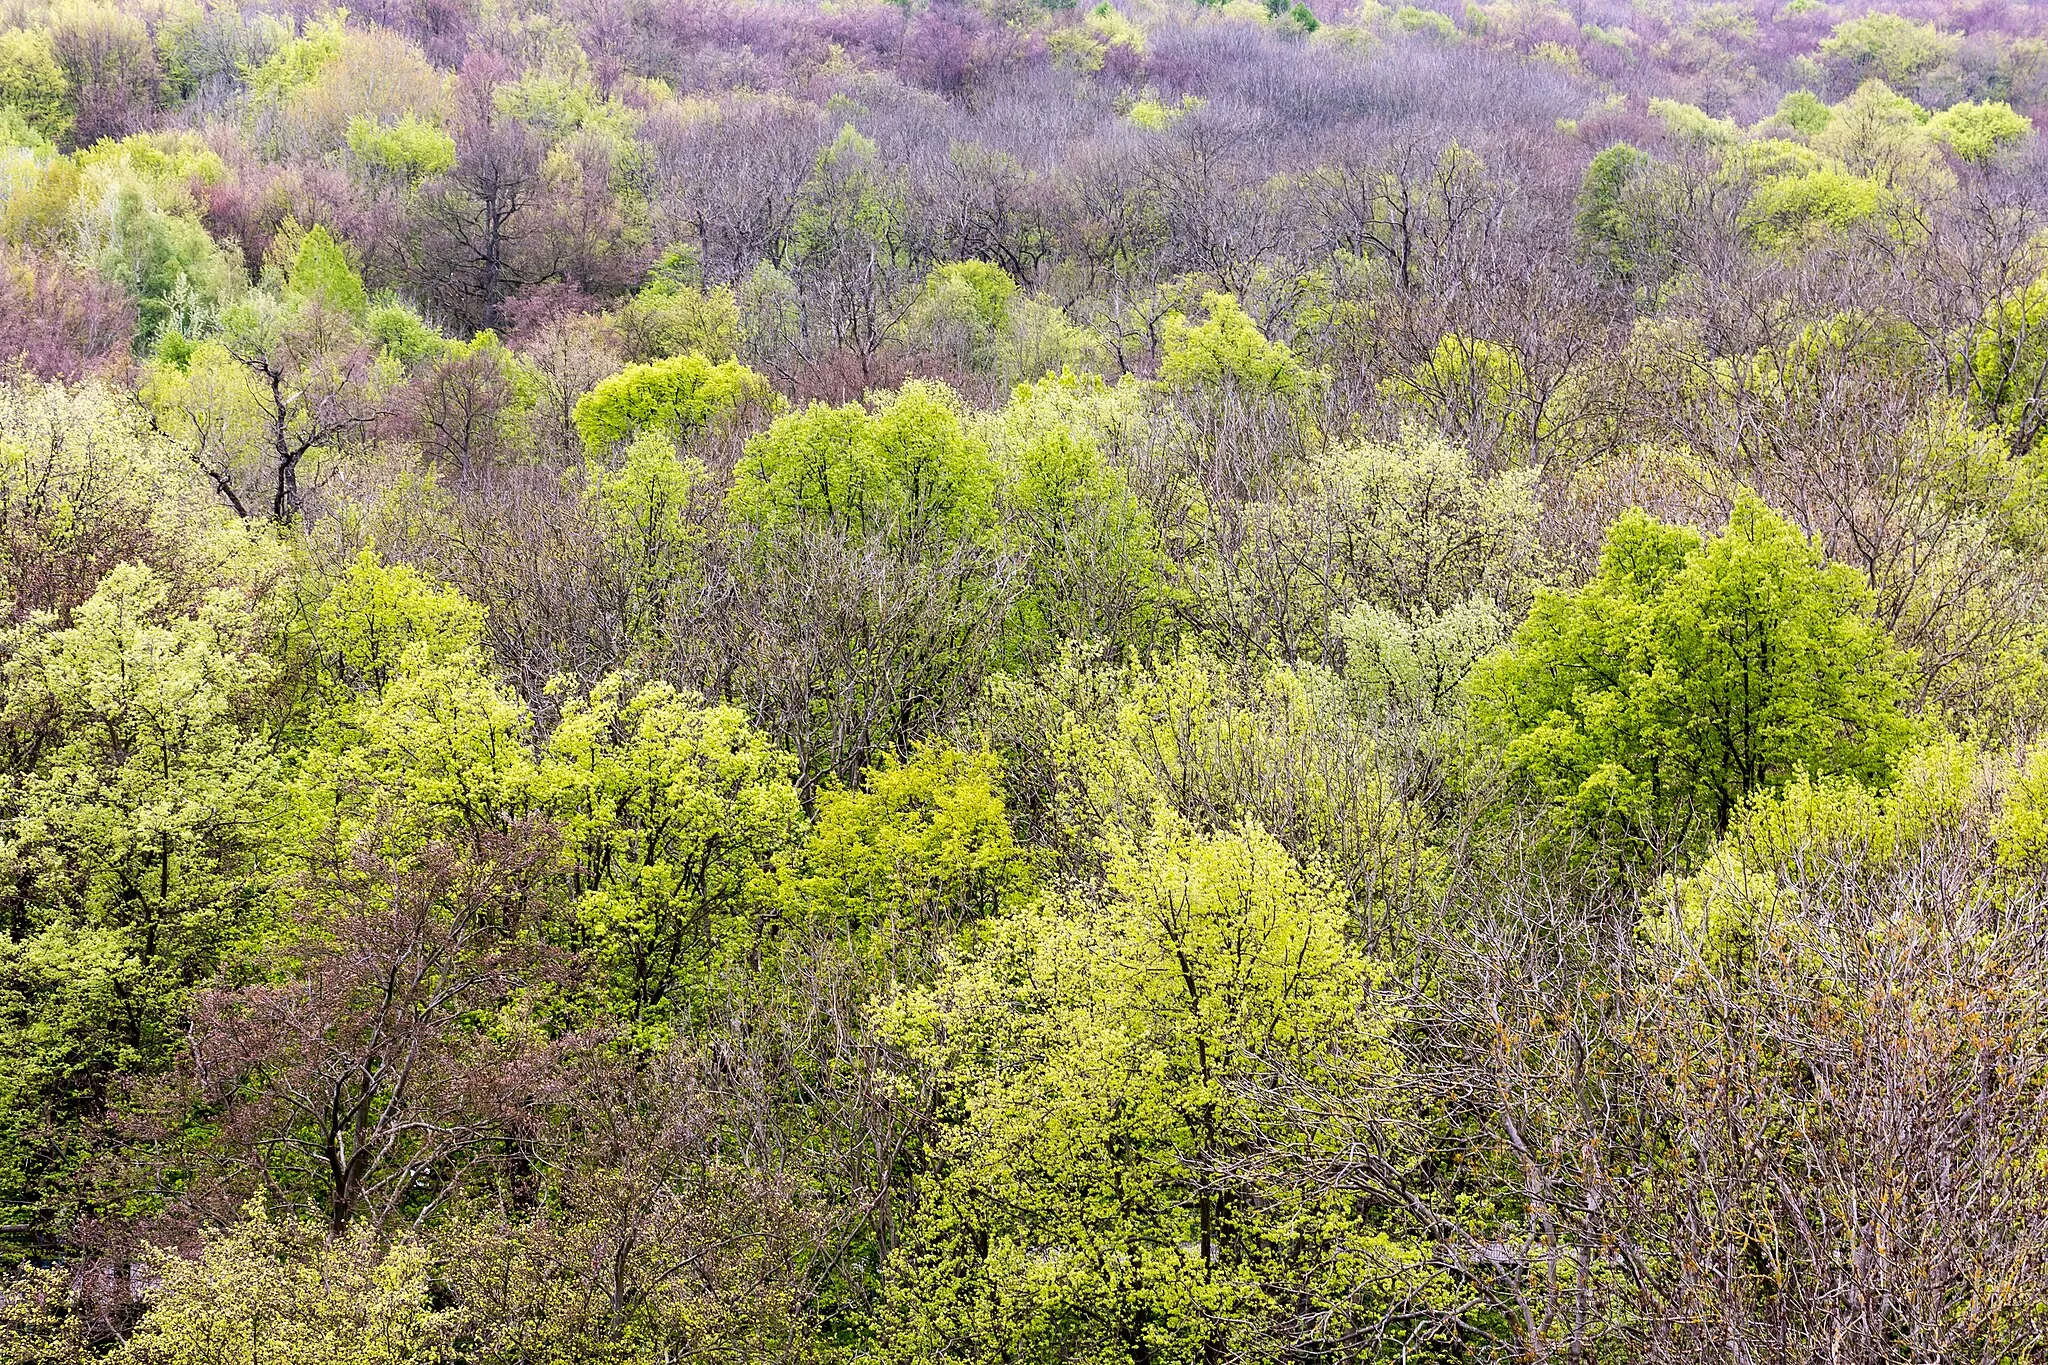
[2,0,2048,1359]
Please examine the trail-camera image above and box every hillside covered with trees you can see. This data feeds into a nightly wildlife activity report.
[3,0,2048,1358]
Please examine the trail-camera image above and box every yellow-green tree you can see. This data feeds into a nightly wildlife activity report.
[879,814,1404,1365]
[117,1203,447,1365]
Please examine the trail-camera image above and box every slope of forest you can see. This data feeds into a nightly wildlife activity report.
[2,0,2048,1359]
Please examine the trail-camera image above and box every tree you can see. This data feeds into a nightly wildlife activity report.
[150,290,387,523]
[785,123,919,385]
[723,383,1019,790]
[771,742,1034,966]
[879,814,1406,1365]
[419,58,547,333]
[987,371,1167,666]
[0,558,282,1185]
[1480,494,1914,858]
[52,11,161,147]
[297,550,486,706]
[280,225,368,321]
[731,381,999,553]
[0,248,136,383]
[541,676,803,1040]
[1178,422,1542,672]
[187,824,560,1235]
[1600,745,2048,1361]
[430,1043,827,1365]
[0,30,69,145]
[1817,14,1958,93]
[116,1202,447,1365]
[1575,142,1666,280]
[1969,276,2048,461]
[572,351,772,457]
[1926,100,2033,165]
[403,332,526,485]
[1740,166,1887,251]
[287,628,539,857]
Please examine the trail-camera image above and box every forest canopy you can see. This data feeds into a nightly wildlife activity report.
[4,0,2048,1361]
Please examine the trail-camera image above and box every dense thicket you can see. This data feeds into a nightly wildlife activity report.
[3,0,2048,1361]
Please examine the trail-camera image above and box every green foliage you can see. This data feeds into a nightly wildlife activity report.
[793,124,899,261]
[1392,5,1458,41]
[283,224,368,319]
[4,563,282,941]
[927,260,1016,335]
[614,277,741,364]
[1926,100,2032,163]
[0,1260,89,1361]
[1741,165,1887,249]
[1772,89,1835,135]
[1967,277,2048,446]
[1481,493,1914,850]
[543,676,802,1038]
[71,161,246,345]
[1649,97,1739,145]
[906,261,1018,373]
[572,352,771,457]
[1176,421,1544,673]
[1001,295,1112,388]
[366,300,451,366]
[0,30,69,145]
[730,380,1000,551]
[987,650,1441,911]
[242,13,345,102]
[880,813,1398,1365]
[1318,428,1545,615]
[1047,4,1147,72]
[74,132,226,191]
[1818,12,1958,90]
[988,371,1166,660]
[117,1203,447,1365]
[1391,333,1541,454]
[1999,742,2048,869]
[345,112,456,184]
[1645,737,1981,963]
[0,451,282,1212]
[1813,80,1949,192]
[776,743,1034,961]
[1126,94,1200,130]
[8,2,2048,1355]
[288,625,537,855]
[157,6,289,99]
[304,550,485,701]
[492,53,633,146]
[585,430,705,608]
[1577,141,1652,274]
[1339,595,1510,721]
[0,102,49,151]
[1159,293,1312,398]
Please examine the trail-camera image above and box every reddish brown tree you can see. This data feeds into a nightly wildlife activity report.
[188,821,564,1235]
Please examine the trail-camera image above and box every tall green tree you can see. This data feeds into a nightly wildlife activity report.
[1480,493,1913,856]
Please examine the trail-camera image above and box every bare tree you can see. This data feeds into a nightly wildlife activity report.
[189,822,563,1235]
[419,57,548,333]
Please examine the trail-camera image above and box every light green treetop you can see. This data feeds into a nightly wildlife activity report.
[117,1202,447,1365]
[1927,100,2033,163]
[1159,292,1313,398]
[572,351,772,457]
[729,380,1001,552]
